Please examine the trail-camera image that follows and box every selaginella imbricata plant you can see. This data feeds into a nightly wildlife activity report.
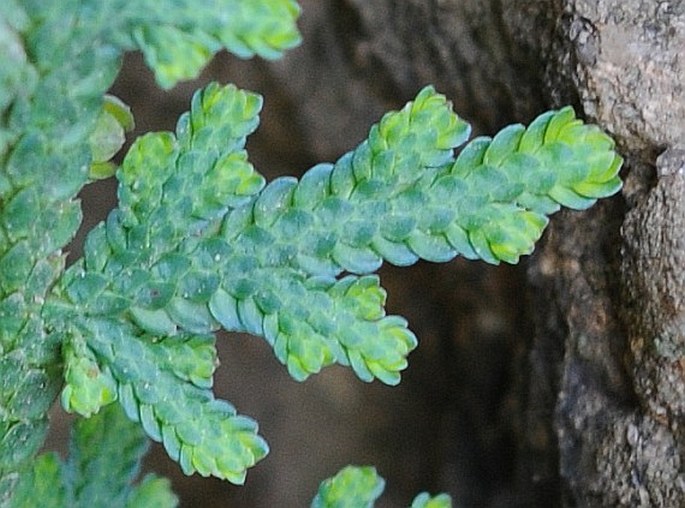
[0,1,622,506]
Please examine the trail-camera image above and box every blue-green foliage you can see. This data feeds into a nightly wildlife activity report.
[410,492,453,508]
[54,81,621,485]
[125,0,302,88]
[0,1,118,499]
[0,0,299,502]
[1,0,623,503]
[311,466,386,508]
[311,465,452,508]
[55,84,271,484]
[10,404,177,508]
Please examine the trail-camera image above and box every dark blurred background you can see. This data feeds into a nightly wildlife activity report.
[48,2,536,506]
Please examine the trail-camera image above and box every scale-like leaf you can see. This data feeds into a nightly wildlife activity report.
[55,82,622,485]
[410,492,453,508]
[311,466,453,508]
[9,404,178,508]
[61,317,267,484]
[311,466,386,508]
[120,0,302,88]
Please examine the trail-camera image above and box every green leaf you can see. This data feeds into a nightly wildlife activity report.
[66,404,149,507]
[151,334,218,389]
[207,269,417,384]
[68,318,268,484]
[61,330,118,418]
[310,466,452,507]
[115,83,264,236]
[126,0,302,88]
[103,94,135,131]
[213,0,303,60]
[410,492,453,508]
[9,404,177,508]
[126,475,178,508]
[129,307,178,336]
[56,81,622,491]
[133,25,215,90]
[88,95,135,179]
[311,466,385,508]
[9,453,67,508]
[89,98,129,164]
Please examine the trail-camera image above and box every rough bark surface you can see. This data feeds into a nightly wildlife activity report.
[534,2,685,506]
[62,0,684,506]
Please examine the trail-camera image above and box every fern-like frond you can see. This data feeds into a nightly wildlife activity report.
[210,274,417,385]
[0,1,121,493]
[52,82,621,485]
[60,317,268,484]
[311,465,453,508]
[9,404,178,508]
[118,0,302,88]
[1,1,301,498]
[311,466,386,508]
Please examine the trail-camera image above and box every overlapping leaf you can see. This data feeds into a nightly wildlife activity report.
[311,466,386,508]
[1,0,302,498]
[118,0,302,88]
[310,465,452,508]
[56,81,622,486]
[64,318,267,484]
[9,404,177,508]
[0,1,122,493]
